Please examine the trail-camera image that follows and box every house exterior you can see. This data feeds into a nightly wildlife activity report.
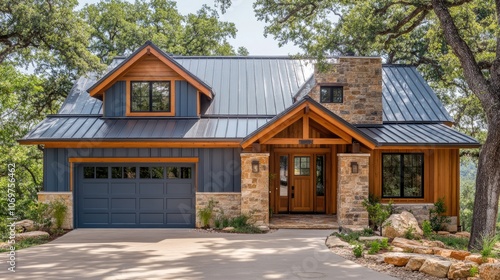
[20,41,479,230]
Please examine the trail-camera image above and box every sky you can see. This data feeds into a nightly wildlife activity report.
[78,0,302,55]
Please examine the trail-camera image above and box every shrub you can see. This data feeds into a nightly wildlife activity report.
[362,195,393,235]
[380,238,389,250]
[480,234,498,260]
[404,225,417,240]
[362,227,374,236]
[422,220,433,238]
[49,199,67,230]
[335,231,361,244]
[429,197,451,231]
[230,215,249,228]
[469,266,479,277]
[198,199,218,228]
[353,243,364,258]
[26,201,52,230]
[368,241,381,254]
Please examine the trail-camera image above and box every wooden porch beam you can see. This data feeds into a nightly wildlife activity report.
[262,138,350,145]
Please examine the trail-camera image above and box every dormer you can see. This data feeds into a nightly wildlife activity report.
[87,41,213,118]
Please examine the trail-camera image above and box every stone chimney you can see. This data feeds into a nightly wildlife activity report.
[309,57,383,124]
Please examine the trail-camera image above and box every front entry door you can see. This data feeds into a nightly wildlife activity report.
[290,156,313,212]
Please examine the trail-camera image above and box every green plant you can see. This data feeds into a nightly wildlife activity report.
[49,199,67,230]
[430,234,469,250]
[362,227,374,236]
[198,199,218,228]
[26,201,52,230]
[404,225,417,240]
[353,243,364,258]
[335,231,361,244]
[480,234,498,260]
[230,214,249,228]
[469,266,479,277]
[362,195,393,235]
[380,238,389,250]
[422,220,433,238]
[429,197,451,231]
[0,236,50,253]
[368,241,381,254]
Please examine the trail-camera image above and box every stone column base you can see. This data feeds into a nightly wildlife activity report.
[195,192,241,228]
[38,192,73,229]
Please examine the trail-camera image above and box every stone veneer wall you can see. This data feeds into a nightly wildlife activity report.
[337,154,370,229]
[309,57,383,124]
[37,192,73,229]
[240,153,269,226]
[195,192,241,228]
[391,203,458,232]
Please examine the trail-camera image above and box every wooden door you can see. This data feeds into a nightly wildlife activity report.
[290,156,314,212]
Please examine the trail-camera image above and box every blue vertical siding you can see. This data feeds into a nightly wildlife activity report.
[43,148,241,192]
[175,81,198,117]
[104,81,126,117]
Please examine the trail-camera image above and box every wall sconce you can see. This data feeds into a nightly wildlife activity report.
[351,162,359,174]
[252,160,260,173]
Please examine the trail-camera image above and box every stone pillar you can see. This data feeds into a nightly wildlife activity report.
[337,154,370,230]
[240,153,270,226]
[38,192,73,229]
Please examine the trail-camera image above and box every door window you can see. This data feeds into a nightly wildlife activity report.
[294,156,310,176]
[279,156,288,196]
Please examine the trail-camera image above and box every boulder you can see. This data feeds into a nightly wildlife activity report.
[0,242,10,250]
[433,248,453,258]
[391,247,405,252]
[449,250,471,261]
[382,211,423,239]
[325,236,350,248]
[14,219,35,232]
[465,254,485,265]
[454,231,471,238]
[422,240,445,248]
[413,247,434,255]
[383,252,415,266]
[257,225,270,232]
[391,237,433,254]
[16,231,49,240]
[222,227,234,232]
[419,258,452,278]
[437,231,450,236]
[479,263,500,280]
[447,262,477,279]
[405,257,426,271]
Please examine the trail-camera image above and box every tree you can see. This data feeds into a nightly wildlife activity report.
[216,0,499,249]
[81,0,248,63]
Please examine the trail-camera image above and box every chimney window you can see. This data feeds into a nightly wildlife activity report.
[320,86,343,103]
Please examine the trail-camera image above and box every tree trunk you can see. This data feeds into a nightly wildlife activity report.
[469,113,500,250]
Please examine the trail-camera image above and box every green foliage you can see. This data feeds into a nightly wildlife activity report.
[404,225,417,240]
[368,241,381,255]
[198,199,218,228]
[49,199,67,230]
[480,234,498,260]
[380,238,389,250]
[430,235,469,251]
[362,195,393,235]
[353,243,364,258]
[469,266,479,277]
[81,0,245,63]
[429,197,451,232]
[362,227,374,236]
[0,236,50,253]
[26,202,52,231]
[422,220,433,238]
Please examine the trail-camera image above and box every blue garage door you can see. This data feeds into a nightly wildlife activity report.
[76,163,195,228]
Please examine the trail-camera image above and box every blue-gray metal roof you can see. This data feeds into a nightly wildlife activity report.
[357,124,479,147]
[57,56,452,122]
[22,116,272,141]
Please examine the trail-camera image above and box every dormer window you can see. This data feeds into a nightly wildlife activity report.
[131,81,171,112]
[320,86,343,103]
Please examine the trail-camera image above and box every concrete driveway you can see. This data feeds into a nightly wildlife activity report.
[1,229,395,279]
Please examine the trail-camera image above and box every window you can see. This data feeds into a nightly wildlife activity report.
[83,166,109,179]
[382,154,424,198]
[166,167,192,179]
[131,81,171,112]
[294,156,310,176]
[320,86,343,103]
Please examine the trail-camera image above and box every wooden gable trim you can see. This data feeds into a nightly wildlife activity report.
[88,46,212,99]
[241,100,376,149]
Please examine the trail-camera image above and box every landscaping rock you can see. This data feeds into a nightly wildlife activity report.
[222,227,234,232]
[383,211,423,239]
[413,247,434,254]
[340,226,365,234]
[16,231,49,240]
[447,262,477,279]
[454,231,470,238]
[0,242,10,250]
[364,254,384,263]
[391,247,405,252]
[437,231,450,236]
[405,257,426,271]
[434,248,453,258]
[257,225,270,232]
[383,252,415,266]
[422,240,445,248]
[14,219,35,232]
[450,250,471,261]
[325,236,350,248]
[359,236,388,242]
[419,258,452,278]
[479,263,500,280]
[465,254,484,265]
[391,237,422,248]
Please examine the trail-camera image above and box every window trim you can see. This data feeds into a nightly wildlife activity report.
[125,78,176,116]
[130,81,172,113]
[319,86,343,104]
[381,153,424,199]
